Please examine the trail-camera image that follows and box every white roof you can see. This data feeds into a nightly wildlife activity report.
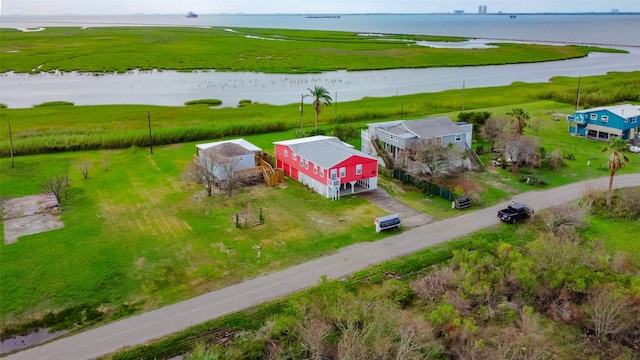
[196,138,261,152]
[576,104,640,118]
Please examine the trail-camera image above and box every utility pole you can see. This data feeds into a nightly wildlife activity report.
[8,120,14,168]
[299,94,304,134]
[575,75,581,110]
[147,110,153,154]
[401,102,404,120]
[461,81,465,112]
[335,91,337,117]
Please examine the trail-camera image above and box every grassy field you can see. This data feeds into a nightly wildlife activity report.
[0,27,624,74]
[1,71,639,156]
[0,142,391,332]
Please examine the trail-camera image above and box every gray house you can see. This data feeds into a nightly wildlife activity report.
[361,116,473,161]
[195,139,261,181]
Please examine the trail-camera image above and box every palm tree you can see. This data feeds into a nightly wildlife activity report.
[507,108,530,135]
[602,137,630,208]
[307,86,332,130]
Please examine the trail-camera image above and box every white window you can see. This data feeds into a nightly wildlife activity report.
[300,158,304,167]
[320,168,324,177]
[455,134,462,142]
[356,164,362,175]
[339,167,346,178]
[601,115,609,123]
[292,153,297,160]
[625,118,629,123]
[304,159,308,169]
[313,165,318,174]
[330,169,337,179]
[590,114,597,120]
[632,117,638,123]
[284,149,288,157]
[385,133,389,139]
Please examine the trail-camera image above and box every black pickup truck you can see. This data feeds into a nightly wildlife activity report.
[497,203,534,224]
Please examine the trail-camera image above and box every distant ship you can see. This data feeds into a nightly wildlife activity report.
[305,15,340,18]
[186,11,198,18]
[509,14,517,18]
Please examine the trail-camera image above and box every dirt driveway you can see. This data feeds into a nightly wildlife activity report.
[359,187,433,228]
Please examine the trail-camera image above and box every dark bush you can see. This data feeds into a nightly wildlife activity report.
[520,174,547,186]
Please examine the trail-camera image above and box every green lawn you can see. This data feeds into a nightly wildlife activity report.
[0,144,388,330]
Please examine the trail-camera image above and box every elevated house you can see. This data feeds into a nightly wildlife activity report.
[195,139,282,188]
[361,116,473,164]
[567,104,640,142]
[274,136,378,200]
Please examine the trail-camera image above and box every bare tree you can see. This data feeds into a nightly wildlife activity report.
[411,138,460,180]
[503,134,538,172]
[219,157,241,197]
[186,161,216,196]
[299,315,331,360]
[583,283,630,342]
[77,159,93,179]
[42,174,69,203]
[480,116,512,151]
[191,150,242,197]
[541,203,588,235]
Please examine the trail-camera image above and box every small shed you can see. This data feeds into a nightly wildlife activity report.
[195,139,261,180]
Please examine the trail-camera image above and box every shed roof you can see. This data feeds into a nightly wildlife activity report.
[274,136,376,169]
[196,138,261,153]
[203,142,253,158]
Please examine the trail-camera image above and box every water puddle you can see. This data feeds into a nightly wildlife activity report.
[0,328,67,355]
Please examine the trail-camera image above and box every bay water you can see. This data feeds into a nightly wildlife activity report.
[0,14,638,108]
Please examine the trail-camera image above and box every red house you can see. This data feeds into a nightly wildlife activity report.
[274,136,378,200]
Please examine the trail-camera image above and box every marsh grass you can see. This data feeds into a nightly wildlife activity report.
[1,72,638,157]
[0,27,622,74]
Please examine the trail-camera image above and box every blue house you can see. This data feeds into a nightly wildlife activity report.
[567,104,640,141]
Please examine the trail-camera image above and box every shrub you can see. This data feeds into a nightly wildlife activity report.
[33,101,74,107]
[380,279,415,308]
[520,174,547,186]
[184,99,222,106]
[238,99,253,107]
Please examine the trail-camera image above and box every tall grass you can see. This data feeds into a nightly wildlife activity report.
[1,71,637,157]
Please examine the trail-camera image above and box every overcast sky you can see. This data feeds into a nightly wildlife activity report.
[2,0,639,15]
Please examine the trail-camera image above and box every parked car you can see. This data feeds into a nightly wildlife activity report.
[497,202,534,224]
[630,145,640,154]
